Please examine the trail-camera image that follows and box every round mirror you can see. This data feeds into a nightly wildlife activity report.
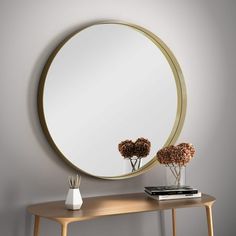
[38,22,186,179]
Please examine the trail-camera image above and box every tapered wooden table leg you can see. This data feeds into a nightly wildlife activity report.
[172,208,176,236]
[34,215,40,236]
[61,223,68,236]
[205,205,214,236]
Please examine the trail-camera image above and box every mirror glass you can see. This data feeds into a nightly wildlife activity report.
[40,23,185,178]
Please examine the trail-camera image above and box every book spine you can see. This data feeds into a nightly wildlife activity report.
[146,190,198,195]
[158,193,201,200]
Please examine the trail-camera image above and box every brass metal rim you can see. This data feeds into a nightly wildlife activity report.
[38,21,187,180]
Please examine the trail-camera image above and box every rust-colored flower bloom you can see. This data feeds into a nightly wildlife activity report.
[171,146,190,166]
[156,143,196,166]
[156,145,175,164]
[118,140,135,158]
[134,138,151,158]
[177,143,195,157]
[156,143,196,186]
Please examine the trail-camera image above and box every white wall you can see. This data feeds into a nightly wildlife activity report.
[1,0,236,235]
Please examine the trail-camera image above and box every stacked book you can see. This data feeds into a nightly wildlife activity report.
[144,186,201,201]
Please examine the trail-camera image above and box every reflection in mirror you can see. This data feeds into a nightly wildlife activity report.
[39,23,186,179]
[118,138,151,172]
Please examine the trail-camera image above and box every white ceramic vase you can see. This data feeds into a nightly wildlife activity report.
[65,188,83,210]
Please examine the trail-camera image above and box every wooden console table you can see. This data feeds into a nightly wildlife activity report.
[27,192,215,236]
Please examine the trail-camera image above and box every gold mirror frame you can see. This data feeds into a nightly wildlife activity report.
[38,21,187,180]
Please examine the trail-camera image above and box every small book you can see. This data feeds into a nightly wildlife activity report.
[144,186,198,195]
[145,191,202,201]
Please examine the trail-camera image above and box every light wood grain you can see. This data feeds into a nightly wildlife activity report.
[61,223,68,236]
[205,204,214,236]
[28,193,215,225]
[33,215,40,236]
[172,208,176,236]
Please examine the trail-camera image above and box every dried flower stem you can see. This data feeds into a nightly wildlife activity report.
[68,174,81,189]
[167,164,177,179]
[129,157,142,172]
[166,164,182,186]
[171,163,179,177]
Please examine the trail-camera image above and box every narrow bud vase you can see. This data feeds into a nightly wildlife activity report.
[65,188,83,210]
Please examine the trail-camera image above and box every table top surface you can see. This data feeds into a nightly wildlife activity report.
[27,192,215,223]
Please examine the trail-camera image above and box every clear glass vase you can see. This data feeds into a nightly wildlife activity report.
[165,165,186,187]
[124,157,143,172]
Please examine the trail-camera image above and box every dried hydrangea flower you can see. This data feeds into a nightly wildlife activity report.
[118,140,135,158]
[177,143,195,157]
[156,145,175,164]
[171,145,191,166]
[156,143,196,186]
[134,138,151,158]
[156,143,196,166]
